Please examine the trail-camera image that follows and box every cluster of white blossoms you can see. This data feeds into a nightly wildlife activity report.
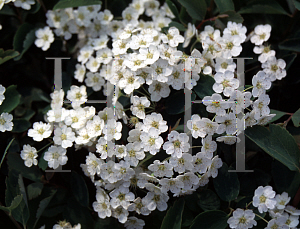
[17,0,288,228]
[228,186,300,229]
[39,221,81,229]
[0,84,14,132]
[0,0,35,11]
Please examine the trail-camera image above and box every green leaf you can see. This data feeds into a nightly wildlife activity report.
[27,183,44,200]
[272,160,300,198]
[169,21,186,31]
[166,0,180,20]
[13,23,36,61]
[71,171,89,207]
[0,5,16,16]
[238,0,290,15]
[12,119,31,133]
[292,109,300,127]
[0,49,19,65]
[190,210,229,229]
[177,0,207,21]
[0,195,23,213]
[0,85,21,113]
[279,38,300,52]
[38,150,48,171]
[165,90,196,114]
[245,124,300,172]
[269,109,287,123]
[193,74,215,99]
[214,0,235,13]
[160,198,185,229]
[34,189,57,228]
[213,163,240,202]
[7,152,43,182]
[197,189,220,211]
[282,53,297,70]
[293,0,300,10]
[53,0,102,10]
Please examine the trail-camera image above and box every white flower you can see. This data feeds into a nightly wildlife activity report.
[227,208,257,229]
[128,197,151,215]
[66,85,87,108]
[119,69,143,94]
[77,46,94,64]
[167,64,185,90]
[253,45,276,63]
[64,108,87,129]
[192,152,212,174]
[198,117,219,136]
[122,7,139,26]
[0,84,5,105]
[285,205,300,216]
[223,21,247,44]
[124,142,145,167]
[93,188,111,219]
[96,137,115,159]
[216,135,240,145]
[96,48,113,64]
[215,57,236,73]
[207,155,223,178]
[28,121,52,142]
[220,34,243,58]
[187,114,206,138]
[53,125,75,148]
[161,27,184,47]
[159,177,184,194]
[265,216,289,229]
[114,161,135,182]
[110,186,135,209]
[275,192,291,210]
[213,71,239,97]
[140,128,163,155]
[44,145,68,169]
[253,186,277,213]
[200,135,218,156]
[282,212,299,228]
[163,131,190,158]
[252,93,270,119]
[229,90,252,114]
[0,112,13,132]
[139,45,160,65]
[97,9,113,25]
[169,153,193,174]
[85,152,102,176]
[20,144,38,167]
[250,24,272,45]
[85,72,105,91]
[14,0,35,10]
[262,56,286,81]
[142,112,168,134]
[112,206,129,224]
[130,96,150,119]
[215,113,237,135]
[148,160,173,178]
[124,216,145,229]
[203,93,231,116]
[252,71,271,97]
[143,184,169,211]
[183,23,196,48]
[148,80,171,102]
[103,119,122,141]
[34,26,54,51]
[177,172,199,190]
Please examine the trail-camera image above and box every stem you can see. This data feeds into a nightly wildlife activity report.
[254,213,269,223]
[245,65,260,73]
[141,85,150,96]
[36,0,47,13]
[283,114,293,128]
[135,90,150,98]
[0,202,23,229]
[212,114,216,122]
[190,146,202,148]
[37,141,53,154]
[244,86,254,91]
[245,201,253,209]
[190,39,199,53]
[196,14,229,30]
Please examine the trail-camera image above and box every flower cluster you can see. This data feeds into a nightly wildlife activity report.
[16,0,288,228]
[0,84,13,132]
[228,186,299,229]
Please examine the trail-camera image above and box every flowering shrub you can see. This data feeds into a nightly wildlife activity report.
[1,0,300,229]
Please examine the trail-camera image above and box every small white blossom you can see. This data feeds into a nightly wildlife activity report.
[20,144,38,167]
